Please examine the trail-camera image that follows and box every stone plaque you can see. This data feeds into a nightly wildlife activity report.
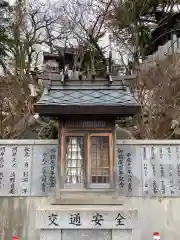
[116,145,142,197]
[36,206,138,229]
[31,145,58,196]
[141,145,180,197]
[2,141,180,197]
[0,145,32,196]
[0,142,58,196]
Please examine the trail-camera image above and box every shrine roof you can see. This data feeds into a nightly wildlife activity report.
[34,73,140,118]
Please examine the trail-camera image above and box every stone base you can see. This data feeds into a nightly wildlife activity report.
[36,205,140,240]
[40,229,140,240]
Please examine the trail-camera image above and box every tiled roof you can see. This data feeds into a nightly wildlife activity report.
[35,72,140,116]
[38,86,138,106]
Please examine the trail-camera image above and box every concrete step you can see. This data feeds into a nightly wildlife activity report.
[52,190,124,205]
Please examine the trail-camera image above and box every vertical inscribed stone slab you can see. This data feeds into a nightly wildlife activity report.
[31,144,57,196]
[0,142,58,196]
[116,145,142,197]
[18,145,32,196]
[141,145,180,197]
[0,145,9,195]
[0,144,32,196]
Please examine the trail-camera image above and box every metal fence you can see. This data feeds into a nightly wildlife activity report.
[141,34,180,70]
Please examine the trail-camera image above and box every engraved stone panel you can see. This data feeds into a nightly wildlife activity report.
[0,142,58,196]
[2,141,180,197]
[0,145,33,196]
[141,145,180,197]
[31,145,58,196]
[117,144,180,197]
[36,206,138,229]
[116,145,142,197]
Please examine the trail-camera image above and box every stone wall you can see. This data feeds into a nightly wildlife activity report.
[1,196,180,240]
[0,140,180,240]
[1,139,180,197]
[0,197,46,240]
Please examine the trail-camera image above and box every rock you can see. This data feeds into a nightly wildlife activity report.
[174,128,180,138]
[171,119,179,129]
[116,126,135,139]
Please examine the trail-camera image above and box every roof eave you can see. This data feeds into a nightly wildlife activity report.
[34,104,141,118]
